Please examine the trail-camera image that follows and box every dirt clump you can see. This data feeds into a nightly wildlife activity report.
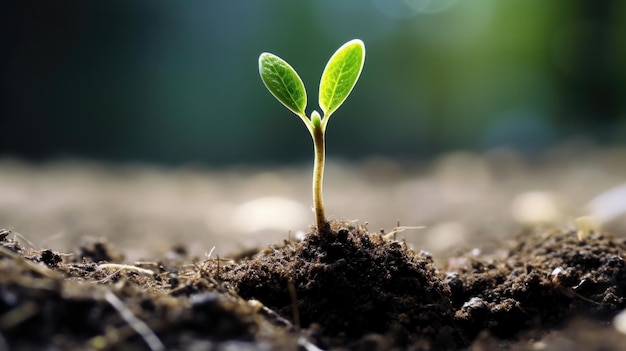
[451,228,626,342]
[222,220,462,349]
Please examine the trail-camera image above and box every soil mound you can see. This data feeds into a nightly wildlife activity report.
[223,221,461,349]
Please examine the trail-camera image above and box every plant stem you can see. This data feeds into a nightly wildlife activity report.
[311,124,328,231]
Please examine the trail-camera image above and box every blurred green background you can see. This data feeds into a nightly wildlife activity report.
[2,0,625,166]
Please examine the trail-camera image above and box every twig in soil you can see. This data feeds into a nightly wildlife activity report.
[298,336,324,351]
[193,254,232,286]
[171,257,230,296]
[250,299,322,349]
[381,221,425,240]
[252,299,295,330]
[133,261,161,270]
[287,278,301,329]
[206,246,216,258]
[104,291,165,351]
[97,263,157,282]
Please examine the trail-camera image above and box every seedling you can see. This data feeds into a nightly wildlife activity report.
[259,39,365,231]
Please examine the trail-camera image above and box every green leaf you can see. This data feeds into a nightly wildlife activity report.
[259,52,307,116]
[319,39,365,118]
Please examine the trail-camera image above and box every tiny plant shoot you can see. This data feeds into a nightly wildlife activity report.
[259,39,365,231]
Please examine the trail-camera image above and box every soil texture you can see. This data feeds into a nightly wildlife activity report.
[2,220,626,350]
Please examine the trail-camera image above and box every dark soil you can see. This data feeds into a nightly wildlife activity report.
[222,221,459,349]
[2,220,626,350]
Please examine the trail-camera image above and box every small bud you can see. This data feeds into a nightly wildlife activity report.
[311,110,322,128]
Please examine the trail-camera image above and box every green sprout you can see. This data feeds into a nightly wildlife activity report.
[259,39,366,231]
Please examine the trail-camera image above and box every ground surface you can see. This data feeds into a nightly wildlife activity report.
[1,141,626,350]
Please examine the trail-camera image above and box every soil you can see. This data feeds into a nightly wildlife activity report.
[1,145,626,350]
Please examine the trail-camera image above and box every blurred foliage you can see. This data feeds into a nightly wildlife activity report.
[1,0,625,165]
